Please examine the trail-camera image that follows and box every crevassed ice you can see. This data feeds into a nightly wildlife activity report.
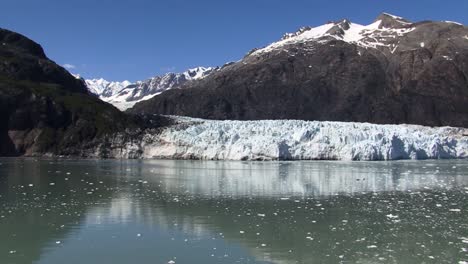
[111,117,468,161]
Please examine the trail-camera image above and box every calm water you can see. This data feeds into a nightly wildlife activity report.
[0,159,467,264]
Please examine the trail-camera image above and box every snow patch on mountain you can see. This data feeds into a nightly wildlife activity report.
[106,117,468,161]
[85,78,132,98]
[105,92,161,112]
[251,14,426,55]
[82,67,217,110]
[445,21,463,26]
[255,23,335,54]
[381,13,404,20]
[105,67,217,110]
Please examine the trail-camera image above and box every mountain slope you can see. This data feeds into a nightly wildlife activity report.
[0,28,151,156]
[84,78,132,98]
[129,13,468,128]
[83,67,217,110]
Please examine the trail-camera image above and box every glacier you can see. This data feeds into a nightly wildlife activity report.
[85,78,132,98]
[78,67,217,110]
[101,117,468,161]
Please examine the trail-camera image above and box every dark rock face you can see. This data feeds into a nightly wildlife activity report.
[130,14,468,128]
[0,28,146,156]
[0,29,87,94]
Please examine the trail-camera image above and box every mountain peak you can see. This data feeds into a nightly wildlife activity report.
[82,66,218,110]
[281,26,314,41]
[0,28,47,59]
[375,13,412,28]
[184,66,217,80]
[326,19,352,37]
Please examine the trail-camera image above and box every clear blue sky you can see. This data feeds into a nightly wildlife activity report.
[2,0,467,82]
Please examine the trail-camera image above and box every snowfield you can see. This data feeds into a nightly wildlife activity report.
[107,117,468,161]
[251,15,415,55]
[80,67,216,110]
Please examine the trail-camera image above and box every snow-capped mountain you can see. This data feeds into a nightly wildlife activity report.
[130,13,468,128]
[81,67,217,110]
[105,66,217,110]
[250,13,416,55]
[85,78,132,98]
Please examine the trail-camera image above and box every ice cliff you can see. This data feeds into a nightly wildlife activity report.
[99,117,468,161]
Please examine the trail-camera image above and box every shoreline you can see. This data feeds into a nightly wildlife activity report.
[8,116,467,161]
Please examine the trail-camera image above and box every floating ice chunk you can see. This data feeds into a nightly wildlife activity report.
[386,214,399,219]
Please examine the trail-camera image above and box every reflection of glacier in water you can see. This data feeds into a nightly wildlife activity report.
[81,159,468,264]
[117,160,468,198]
[1,159,467,264]
[85,197,213,238]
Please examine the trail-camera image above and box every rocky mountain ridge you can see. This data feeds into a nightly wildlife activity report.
[83,67,217,110]
[84,77,132,98]
[130,13,468,128]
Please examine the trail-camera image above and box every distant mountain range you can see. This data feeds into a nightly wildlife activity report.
[130,13,468,127]
[79,67,217,110]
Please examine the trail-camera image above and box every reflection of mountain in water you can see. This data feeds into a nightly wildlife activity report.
[0,159,119,264]
[0,159,467,264]
[86,160,468,263]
